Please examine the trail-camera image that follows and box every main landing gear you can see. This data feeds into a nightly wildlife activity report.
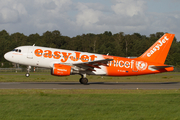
[25,66,31,77]
[79,74,88,84]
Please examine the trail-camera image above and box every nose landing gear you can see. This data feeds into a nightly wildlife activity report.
[25,66,31,77]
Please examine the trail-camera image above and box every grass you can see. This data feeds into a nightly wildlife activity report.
[0,72,180,82]
[0,72,180,119]
[0,89,180,120]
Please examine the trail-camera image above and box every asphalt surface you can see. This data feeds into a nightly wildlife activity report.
[0,82,180,89]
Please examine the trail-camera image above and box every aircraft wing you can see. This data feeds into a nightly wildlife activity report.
[72,58,113,71]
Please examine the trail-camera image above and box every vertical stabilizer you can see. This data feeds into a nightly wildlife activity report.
[138,33,175,64]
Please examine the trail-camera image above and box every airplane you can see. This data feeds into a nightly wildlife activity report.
[4,33,175,84]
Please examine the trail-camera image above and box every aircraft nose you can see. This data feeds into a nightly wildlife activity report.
[4,52,11,61]
[4,52,19,64]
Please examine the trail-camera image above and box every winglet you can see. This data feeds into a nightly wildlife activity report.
[138,33,175,64]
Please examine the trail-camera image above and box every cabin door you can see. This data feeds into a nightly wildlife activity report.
[27,47,34,59]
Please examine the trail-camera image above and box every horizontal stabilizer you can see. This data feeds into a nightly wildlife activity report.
[149,65,174,71]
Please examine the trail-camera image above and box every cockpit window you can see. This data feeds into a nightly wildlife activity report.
[12,49,22,53]
[12,49,18,52]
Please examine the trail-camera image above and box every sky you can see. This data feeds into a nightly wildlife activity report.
[0,0,180,40]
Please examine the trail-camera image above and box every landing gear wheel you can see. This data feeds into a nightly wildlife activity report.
[80,78,88,84]
[79,78,83,84]
[79,74,88,84]
[25,73,30,77]
[26,66,31,77]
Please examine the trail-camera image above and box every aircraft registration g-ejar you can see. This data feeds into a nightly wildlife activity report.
[4,33,175,84]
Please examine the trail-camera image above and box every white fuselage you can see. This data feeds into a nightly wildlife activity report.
[4,46,107,75]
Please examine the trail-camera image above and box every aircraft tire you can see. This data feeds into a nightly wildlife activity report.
[79,78,83,84]
[25,73,30,77]
[81,78,88,84]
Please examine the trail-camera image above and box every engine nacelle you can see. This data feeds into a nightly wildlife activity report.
[51,64,72,76]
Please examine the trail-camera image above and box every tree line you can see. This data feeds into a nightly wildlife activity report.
[0,30,180,68]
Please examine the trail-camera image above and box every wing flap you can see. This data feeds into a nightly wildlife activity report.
[73,58,113,70]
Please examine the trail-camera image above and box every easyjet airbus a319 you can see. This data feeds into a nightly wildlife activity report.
[4,33,175,84]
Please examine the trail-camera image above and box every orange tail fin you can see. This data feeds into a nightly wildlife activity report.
[138,33,175,64]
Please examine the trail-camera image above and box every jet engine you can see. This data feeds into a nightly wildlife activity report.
[51,64,72,76]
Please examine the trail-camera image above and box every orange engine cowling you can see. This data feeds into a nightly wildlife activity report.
[51,64,72,76]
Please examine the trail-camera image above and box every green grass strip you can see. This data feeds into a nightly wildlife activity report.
[0,89,180,120]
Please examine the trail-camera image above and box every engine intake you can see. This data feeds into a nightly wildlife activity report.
[51,64,72,76]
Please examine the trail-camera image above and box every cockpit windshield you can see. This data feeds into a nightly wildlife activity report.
[12,49,21,53]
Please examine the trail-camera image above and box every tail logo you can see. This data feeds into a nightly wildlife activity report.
[147,36,169,57]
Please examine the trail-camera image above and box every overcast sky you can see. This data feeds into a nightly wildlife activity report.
[0,0,180,40]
